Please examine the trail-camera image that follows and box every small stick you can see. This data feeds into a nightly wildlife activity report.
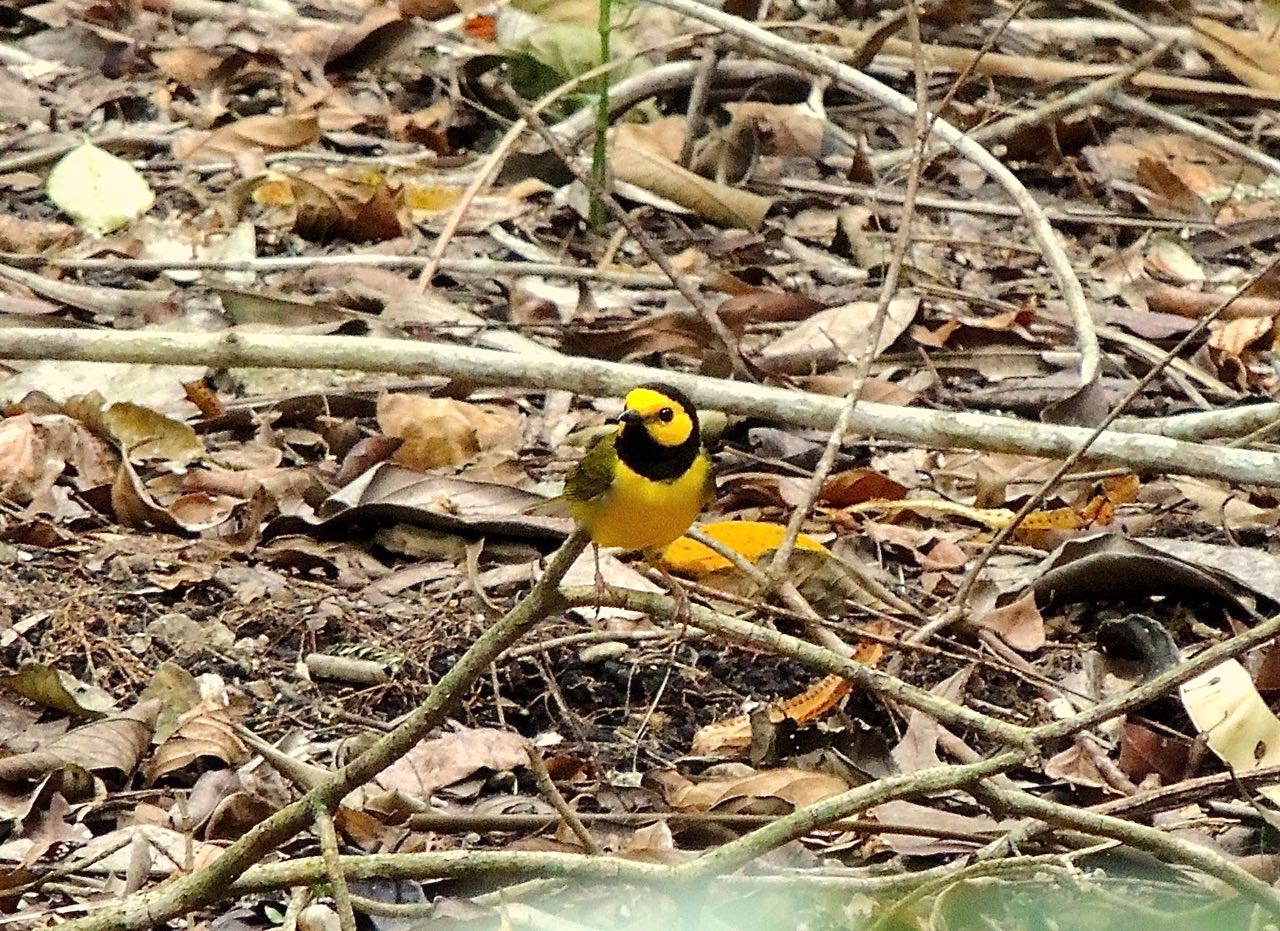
[525,745,602,855]
[312,805,357,931]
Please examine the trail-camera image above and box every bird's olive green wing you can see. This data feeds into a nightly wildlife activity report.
[564,432,618,505]
[701,449,718,505]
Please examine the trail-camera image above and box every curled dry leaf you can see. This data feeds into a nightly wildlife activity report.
[251,169,405,242]
[377,394,520,470]
[146,682,250,783]
[1193,18,1280,94]
[323,6,415,72]
[0,413,115,505]
[266,462,568,542]
[0,664,114,719]
[99,401,204,463]
[359,726,528,805]
[759,296,919,373]
[0,700,158,784]
[610,141,772,231]
[966,590,1046,652]
[669,768,849,814]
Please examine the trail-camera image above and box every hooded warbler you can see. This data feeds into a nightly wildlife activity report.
[565,384,715,553]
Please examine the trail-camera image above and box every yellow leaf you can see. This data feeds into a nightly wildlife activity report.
[1182,660,1280,803]
[660,520,827,578]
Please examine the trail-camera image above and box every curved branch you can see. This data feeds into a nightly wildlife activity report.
[641,0,1099,393]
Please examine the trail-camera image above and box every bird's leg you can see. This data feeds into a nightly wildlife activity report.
[650,556,693,633]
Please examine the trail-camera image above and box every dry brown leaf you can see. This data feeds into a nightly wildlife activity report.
[821,469,910,508]
[610,144,772,230]
[400,0,460,18]
[323,5,414,72]
[151,47,232,87]
[0,664,112,720]
[99,402,204,463]
[1135,157,1210,217]
[172,114,321,163]
[377,394,520,470]
[726,102,825,158]
[252,169,405,242]
[967,591,1045,651]
[146,688,250,783]
[1194,18,1280,94]
[759,296,919,373]
[0,414,113,506]
[0,701,158,784]
[0,214,79,254]
[670,768,848,813]
[368,727,527,801]
[1210,316,1273,356]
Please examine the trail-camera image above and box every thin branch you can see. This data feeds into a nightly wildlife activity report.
[559,587,1035,752]
[765,0,931,589]
[525,745,601,855]
[58,530,590,931]
[683,752,1023,878]
[312,805,356,931]
[26,254,674,287]
[975,782,1280,918]
[874,42,1171,170]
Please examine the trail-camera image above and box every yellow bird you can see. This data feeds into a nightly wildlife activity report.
[564,384,716,554]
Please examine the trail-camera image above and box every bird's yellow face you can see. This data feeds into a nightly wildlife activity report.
[620,387,694,448]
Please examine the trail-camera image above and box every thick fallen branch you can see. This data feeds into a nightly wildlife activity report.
[2,327,1278,485]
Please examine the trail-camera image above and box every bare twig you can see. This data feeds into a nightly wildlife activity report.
[312,806,357,931]
[975,782,1280,917]
[874,42,1171,169]
[27,254,673,287]
[765,0,931,590]
[525,745,601,855]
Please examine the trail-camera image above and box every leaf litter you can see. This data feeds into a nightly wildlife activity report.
[5,0,1280,927]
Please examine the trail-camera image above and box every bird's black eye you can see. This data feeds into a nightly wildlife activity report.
[658,407,674,422]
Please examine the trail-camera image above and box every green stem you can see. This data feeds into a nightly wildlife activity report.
[590,0,613,228]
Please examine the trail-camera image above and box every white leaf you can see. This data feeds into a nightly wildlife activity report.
[47,140,155,235]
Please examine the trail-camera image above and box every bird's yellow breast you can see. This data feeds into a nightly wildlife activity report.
[574,453,713,551]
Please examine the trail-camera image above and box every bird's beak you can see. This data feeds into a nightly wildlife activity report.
[618,409,643,426]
